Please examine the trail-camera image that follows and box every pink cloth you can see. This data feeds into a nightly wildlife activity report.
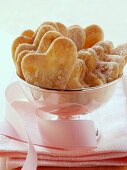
[0,75,127,169]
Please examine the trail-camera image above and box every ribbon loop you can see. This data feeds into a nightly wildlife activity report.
[0,81,98,170]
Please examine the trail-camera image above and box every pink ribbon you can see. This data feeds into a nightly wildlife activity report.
[0,82,97,170]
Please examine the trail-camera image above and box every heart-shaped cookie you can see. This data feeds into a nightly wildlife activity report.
[66,59,88,89]
[68,25,86,51]
[78,49,97,72]
[21,29,34,38]
[96,61,119,82]
[21,37,77,89]
[41,21,68,37]
[103,54,125,75]
[84,72,104,87]
[12,34,33,63]
[37,31,62,53]
[92,45,105,60]
[95,40,114,54]
[16,31,63,79]
[15,25,56,60]
[112,43,127,63]
[84,24,104,48]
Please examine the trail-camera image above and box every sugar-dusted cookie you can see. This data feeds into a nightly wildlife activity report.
[103,55,125,75]
[84,72,104,87]
[15,43,36,61]
[86,48,97,57]
[96,61,119,82]
[33,25,56,47]
[12,35,33,63]
[84,24,104,48]
[66,59,88,89]
[16,31,63,79]
[78,49,97,72]
[21,37,77,89]
[95,40,114,54]
[12,21,127,90]
[14,25,56,60]
[16,50,33,79]
[68,25,86,51]
[92,45,105,60]
[94,69,107,84]
[112,43,127,63]
[37,31,62,53]
[12,29,34,62]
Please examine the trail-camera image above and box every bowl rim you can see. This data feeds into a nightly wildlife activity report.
[18,75,122,93]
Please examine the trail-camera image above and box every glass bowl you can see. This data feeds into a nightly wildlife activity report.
[18,76,121,118]
[18,76,121,148]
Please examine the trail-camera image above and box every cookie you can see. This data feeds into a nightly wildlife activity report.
[68,25,86,51]
[103,55,125,75]
[16,31,63,79]
[66,59,88,89]
[95,40,114,54]
[78,49,97,72]
[96,61,119,82]
[21,37,77,89]
[84,24,104,48]
[112,43,127,63]
[84,72,104,87]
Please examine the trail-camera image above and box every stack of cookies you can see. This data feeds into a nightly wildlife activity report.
[12,21,127,90]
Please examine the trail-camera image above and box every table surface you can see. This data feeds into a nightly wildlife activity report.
[20,167,127,170]
[0,158,127,170]
[0,157,127,170]
[0,0,127,169]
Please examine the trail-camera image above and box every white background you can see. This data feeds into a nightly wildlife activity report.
[0,0,127,119]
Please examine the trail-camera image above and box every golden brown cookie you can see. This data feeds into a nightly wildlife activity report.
[36,21,68,37]
[68,25,86,51]
[103,55,125,75]
[84,24,104,48]
[16,31,63,79]
[12,25,56,63]
[33,25,56,47]
[84,72,104,87]
[21,29,34,38]
[94,69,107,83]
[95,40,114,54]
[78,49,97,72]
[66,59,88,89]
[21,37,77,89]
[96,61,119,82]
[15,43,36,61]
[112,43,127,63]
[16,50,33,79]
[56,22,68,37]
[14,25,56,60]
[12,36,33,63]
[12,21,127,90]
[86,48,97,57]
[37,31,62,53]
[41,21,59,31]
[92,45,105,60]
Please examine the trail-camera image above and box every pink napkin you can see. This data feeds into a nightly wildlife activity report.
[0,74,127,169]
